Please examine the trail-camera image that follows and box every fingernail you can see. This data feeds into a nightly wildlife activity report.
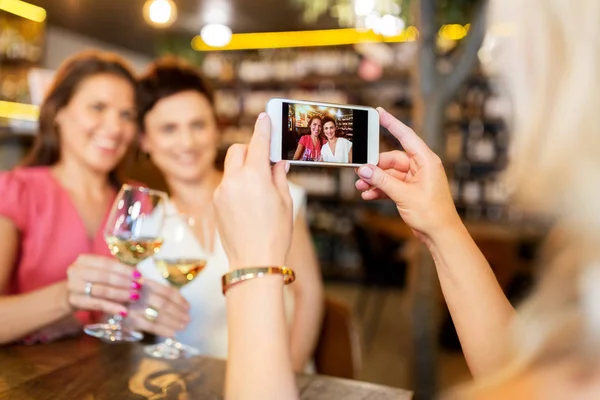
[258,112,267,120]
[131,281,142,290]
[284,161,290,173]
[40,335,48,343]
[129,291,140,301]
[358,165,373,179]
[119,310,128,317]
[132,270,142,279]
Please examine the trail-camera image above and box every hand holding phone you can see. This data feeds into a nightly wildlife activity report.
[267,98,380,167]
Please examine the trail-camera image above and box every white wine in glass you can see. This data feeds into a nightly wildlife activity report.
[106,236,164,266]
[84,184,168,343]
[145,214,207,359]
[155,258,207,287]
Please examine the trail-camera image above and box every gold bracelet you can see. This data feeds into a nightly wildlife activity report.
[222,266,295,295]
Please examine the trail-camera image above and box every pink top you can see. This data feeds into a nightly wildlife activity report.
[298,135,326,161]
[0,167,114,301]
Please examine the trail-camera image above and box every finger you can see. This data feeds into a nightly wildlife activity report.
[143,294,190,327]
[245,112,271,169]
[223,144,247,177]
[355,169,407,191]
[377,107,430,159]
[68,268,137,292]
[361,188,389,201]
[72,255,135,280]
[272,161,292,208]
[376,150,411,172]
[69,294,128,316]
[357,164,407,199]
[74,282,134,303]
[143,280,190,314]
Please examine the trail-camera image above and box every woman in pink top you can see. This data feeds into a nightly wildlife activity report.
[0,51,188,345]
[292,116,326,161]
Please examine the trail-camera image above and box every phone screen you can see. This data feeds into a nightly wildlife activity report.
[280,101,370,164]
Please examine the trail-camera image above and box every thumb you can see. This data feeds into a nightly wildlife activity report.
[272,161,292,209]
[357,164,408,202]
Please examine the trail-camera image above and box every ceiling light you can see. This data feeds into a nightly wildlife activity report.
[354,0,374,17]
[364,12,380,30]
[200,23,233,48]
[0,0,46,22]
[143,0,177,28]
[379,14,404,37]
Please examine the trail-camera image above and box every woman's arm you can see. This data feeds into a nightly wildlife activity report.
[0,217,73,344]
[286,211,324,372]
[355,108,514,377]
[215,114,298,400]
[293,143,305,160]
[348,148,353,163]
[426,221,515,377]
[226,275,296,399]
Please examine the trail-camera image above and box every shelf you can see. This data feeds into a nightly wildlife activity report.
[210,72,410,90]
[0,57,38,67]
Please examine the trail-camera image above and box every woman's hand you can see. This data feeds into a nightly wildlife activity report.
[66,254,141,316]
[126,279,190,338]
[214,112,293,269]
[67,254,190,338]
[355,107,461,244]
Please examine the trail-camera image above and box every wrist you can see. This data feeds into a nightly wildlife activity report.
[228,256,287,271]
[56,281,75,315]
[424,215,468,252]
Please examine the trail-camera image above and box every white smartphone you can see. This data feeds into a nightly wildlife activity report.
[267,98,379,167]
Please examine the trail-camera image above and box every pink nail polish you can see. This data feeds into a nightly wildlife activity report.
[40,335,48,343]
[132,270,142,279]
[129,291,140,301]
[119,310,128,317]
[258,112,267,120]
[130,281,142,290]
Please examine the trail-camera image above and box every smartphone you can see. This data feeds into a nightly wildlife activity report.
[267,98,379,167]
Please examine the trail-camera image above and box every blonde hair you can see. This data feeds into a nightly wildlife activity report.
[449,0,600,397]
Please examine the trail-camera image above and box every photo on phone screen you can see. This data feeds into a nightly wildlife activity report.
[280,102,370,164]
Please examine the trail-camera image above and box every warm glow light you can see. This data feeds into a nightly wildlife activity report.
[200,23,233,48]
[192,27,419,51]
[379,14,404,37]
[354,0,374,17]
[439,24,468,41]
[365,12,380,30]
[143,0,177,28]
[0,0,46,22]
[0,101,39,121]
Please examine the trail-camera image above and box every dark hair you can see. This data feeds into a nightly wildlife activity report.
[137,57,214,131]
[322,115,341,137]
[22,51,137,188]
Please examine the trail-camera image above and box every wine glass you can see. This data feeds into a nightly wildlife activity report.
[84,184,169,343]
[144,214,208,359]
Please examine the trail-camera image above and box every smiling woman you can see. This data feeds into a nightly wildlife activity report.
[136,57,324,371]
[0,51,189,346]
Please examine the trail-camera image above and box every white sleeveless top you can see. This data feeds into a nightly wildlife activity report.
[321,137,352,163]
[138,182,306,359]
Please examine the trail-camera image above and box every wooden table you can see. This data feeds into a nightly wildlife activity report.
[0,336,412,399]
